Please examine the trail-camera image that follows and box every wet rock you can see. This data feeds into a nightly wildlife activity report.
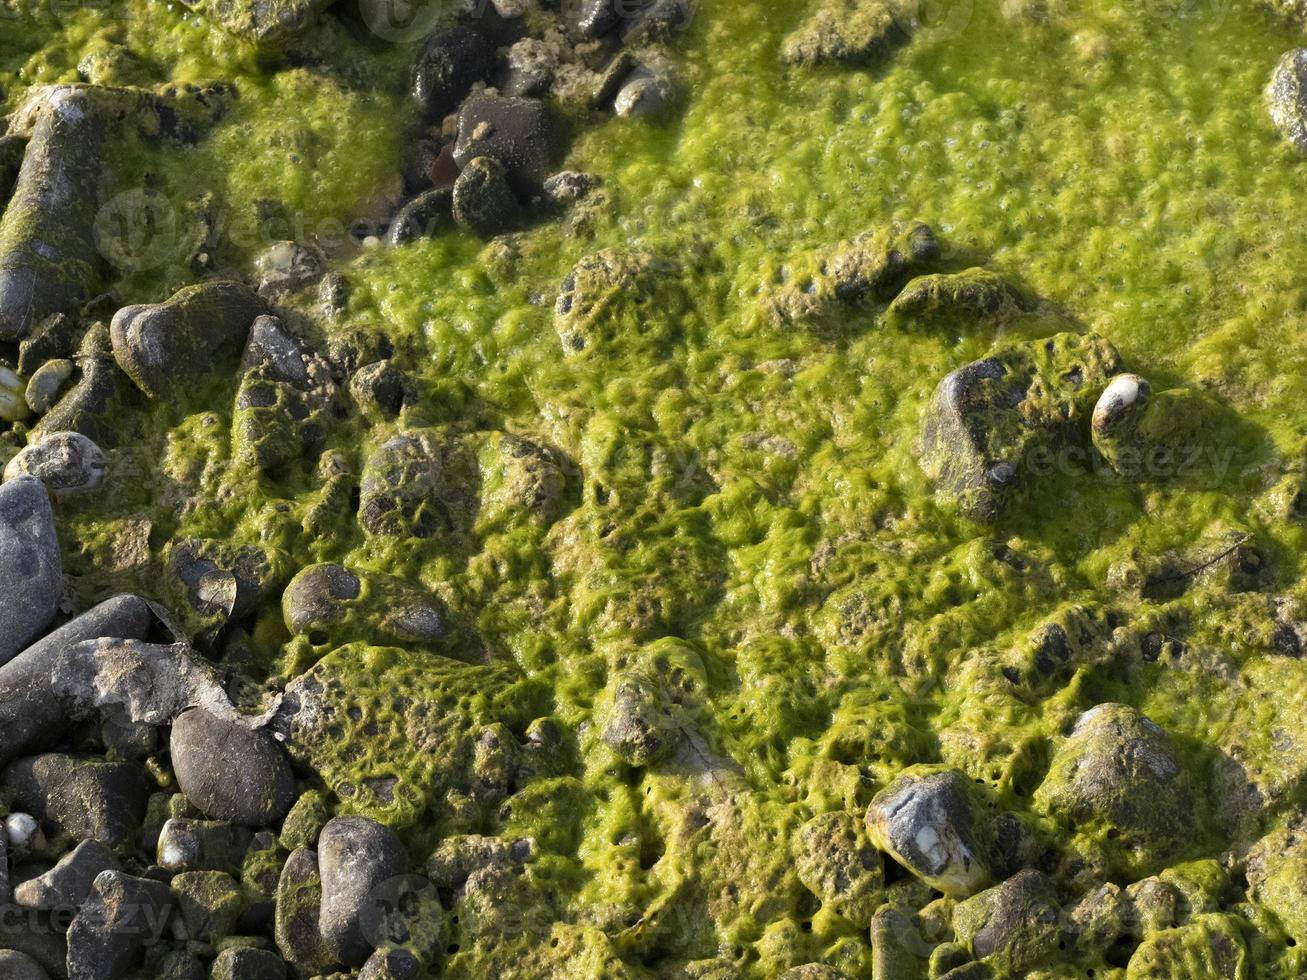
[33,324,136,447]
[318,815,407,966]
[211,947,288,980]
[453,94,560,194]
[620,0,695,43]
[1034,704,1191,877]
[167,537,290,637]
[554,248,672,353]
[279,790,330,852]
[360,947,421,980]
[318,271,351,318]
[614,65,678,119]
[829,221,941,304]
[66,870,174,980]
[569,0,622,38]
[349,360,414,421]
[0,595,152,759]
[110,281,266,399]
[2,753,151,849]
[953,869,1061,974]
[920,331,1120,522]
[452,156,523,237]
[1125,913,1249,977]
[17,312,80,378]
[172,869,243,941]
[358,429,480,539]
[387,187,454,245]
[232,316,336,474]
[865,767,991,897]
[0,89,106,341]
[782,0,911,66]
[3,431,107,498]
[1268,48,1307,153]
[13,838,118,910]
[24,358,75,415]
[157,818,252,875]
[171,708,296,827]
[0,476,62,663]
[281,564,444,647]
[254,241,323,298]
[793,811,884,929]
[181,0,334,47]
[888,268,1028,320]
[282,564,361,635]
[274,847,331,972]
[411,22,498,120]
[0,950,49,980]
[0,133,25,206]
[543,171,603,204]
[0,365,31,422]
[242,828,287,929]
[503,38,557,97]
[1246,826,1307,943]
[600,671,678,766]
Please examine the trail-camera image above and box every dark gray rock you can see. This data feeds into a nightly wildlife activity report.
[317,815,407,966]
[109,280,265,399]
[453,95,559,194]
[865,768,991,897]
[358,429,479,539]
[17,311,81,378]
[953,869,1062,974]
[0,595,152,761]
[348,360,413,421]
[13,838,118,910]
[502,38,556,97]
[153,949,207,980]
[281,564,361,636]
[1268,48,1307,153]
[569,0,622,37]
[0,950,50,980]
[613,66,677,119]
[274,847,330,972]
[0,133,26,207]
[171,708,295,827]
[360,947,421,980]
[211,946,287,980]
[621,0,695,43]
[2,754,150,850]
[0,476,62,663]
[156,818,252,875]
[452,156,522,237]
[411,22,497,120]
[66,870,174,980]
[3,431,107,499]
[387,187,453,245]
[171,869,243,942]
[32,325,136,447]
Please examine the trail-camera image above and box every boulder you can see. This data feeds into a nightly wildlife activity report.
[65,870,174,980]
[317,815,407,966]
[2,753,150,849]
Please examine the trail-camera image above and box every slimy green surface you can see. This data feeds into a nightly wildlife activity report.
[8,0,1307,975]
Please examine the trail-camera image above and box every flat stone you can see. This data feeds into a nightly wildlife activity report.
[13,838,119,911]
[2,754,151,849]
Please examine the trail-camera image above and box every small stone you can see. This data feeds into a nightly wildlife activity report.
[360,947,421,980]
[411,23,497,120]
[318,815,407,966]
[1268,48,1307,153]
[888,268,1027,320]
[254,241,323,297]
[502,38,556,97]
[348,360,413,421]
[13,838,118,910]
[0,950,50,980]
[953,869,1062,974]
[3,431,107,498]
[358,429,479,539]
[23,359,74,415]
[282,564,361,636]
[157,818,253,876]
[569,0,621,38]
[387,187,453,245]
[0,476,62,662]
[279,790,330,852]
[274,847,331,972]
[171,708,296,827]
[172,869,244,942]
[453,94,559,193]
[613,66,677,119]
[452,156,522,237]
[5,812,41,852]
[543,171,603,204]
[620,0,695,43]
[66,870,174,980]
[211,946,288,980]
[865,768,991,897]
[0,365,31,422]
[2,753,151,849]
[782,0,909,66]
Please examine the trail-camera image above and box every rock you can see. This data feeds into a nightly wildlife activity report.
[154,950,207,980]
[387,187,454,245]
[17,312,80,378]
[569,0,622,38]
[281,564,445,648]
[502,38,557,97]
[231,316,336,474]
[357,429,479,539]
[600,671,677,766]
[920,331,1120,522]
[553,248,673,353]
[827,221,940,304]
[33,324,136,447]
[782,0,910,66]
[349,360,414,421]
[360,947,421,980]
[24,358,75,415]
[171,708,296,827]
[279,790,330,852]
[0,365,31,422]
[777,967,849,980]
[0,476,62,663]
[793,811,884,929]
[1034,704,1192,877]
[1125,913,1249,978]
[241,829,287,929]
[274,848,331,972]
[953,869,1062,974]
[411,22,498,120]
[13,838,118,910]
[887,268,1028,320]
[452,156,523,237]
[1268,49,1307,153]
[453,95,559,194]
[109,281,266,398]
[2,754,151,849]
[172,869,243,942]
[281,564,361,635]
[66,870,174,980]
[620,0,695,43]
[318,815,407,966]
[3,431,107,498]
[865,767,992,897]
[1247,827,1307,943]
[0,133,25,206]
[0,950,50,980]
[182,0,334,47]
[0,89,106,341]
[0,594,153,759]
[543,171,603,205]
[157,818,252,875]
[613,66,677,119]
[254,241,323,297]
[167,538,290,639]
[6,812,42,852]
[211,946,288,980]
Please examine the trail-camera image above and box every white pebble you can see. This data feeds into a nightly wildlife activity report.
[5,812,39,849]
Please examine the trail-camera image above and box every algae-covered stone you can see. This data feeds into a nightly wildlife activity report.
[1034,704,1192,878]
[167,537,291,639]
[1268,48,1307,154]
[920,331,1120,522]
[0,476,62,663]
[826,221,940,304]
[0,134,25,207]
[33,324,138,447]
[2,753,150,849]
[179,0,335,47]
[171,708,296,827]
[952,869,1062,974]
[600,670,678,767]
[865,767,992,897]
[452,156,523,237]
[1124,913,1249,979]
[110,280,266,398]
[0,365,30,422]
[387,187,453,245]
[1246,826,1307,944]
[158,817,253,874]
[3,431,107,498]
[14,838,118,910]
[358,429,480,540]
[211,946,288,980]
[793,811,884,928]
[274,644,549,827]
[887,268,1028,321]
[24,358,75,415]
[274,847,331,972]
[173,869,244,942]
[281,564,445,647]
[554,248,677,354]
[782,0,912,67]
